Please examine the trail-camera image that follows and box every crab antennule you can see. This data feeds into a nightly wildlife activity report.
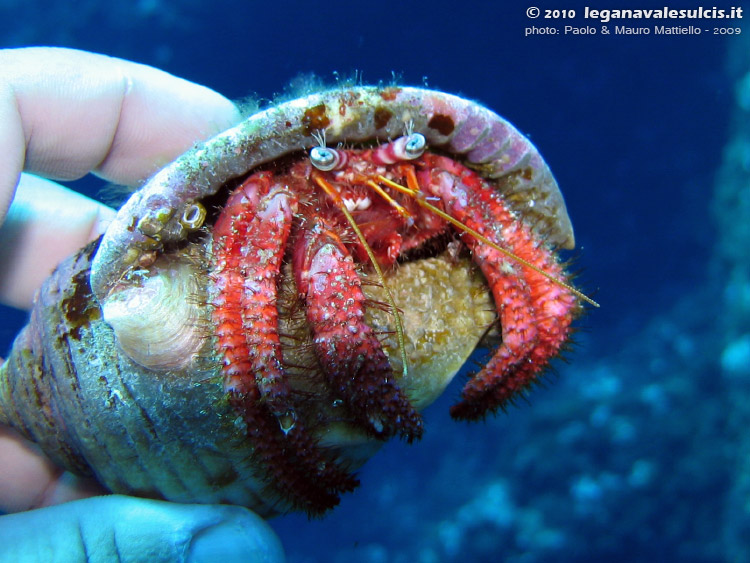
[365,180,413,222]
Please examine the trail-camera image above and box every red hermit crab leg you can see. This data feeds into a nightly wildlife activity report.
[213,175,296,414]
[292,217,423,441]
[415,156,580,419]
[379,165,597,308]
[309,132,590,421]
[374,153,595,418]
[212,173,357,513]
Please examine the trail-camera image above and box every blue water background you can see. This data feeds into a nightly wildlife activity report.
[0,1,741,561]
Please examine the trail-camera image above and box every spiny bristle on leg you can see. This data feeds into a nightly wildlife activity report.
[293,218,423,441]
[212,175,361,514]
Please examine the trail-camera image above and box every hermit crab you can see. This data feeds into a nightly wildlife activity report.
[0,86,594,517]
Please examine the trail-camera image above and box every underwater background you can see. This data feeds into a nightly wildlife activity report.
[0,1,747,561]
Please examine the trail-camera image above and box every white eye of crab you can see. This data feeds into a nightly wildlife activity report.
[310,146,341,171]
[403,133,426,159]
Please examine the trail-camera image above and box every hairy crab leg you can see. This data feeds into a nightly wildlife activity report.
[414,156,579,419]
[311,172,411,378]
[212,174,357,513]
[379,167,596,308]
[293,217,423,442]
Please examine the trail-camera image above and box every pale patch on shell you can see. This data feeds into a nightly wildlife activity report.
[283,252,497,450]
[101,256,208,370]
[364,254,497,410]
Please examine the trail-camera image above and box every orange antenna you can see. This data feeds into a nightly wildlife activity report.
[313,173,410,377]
[377,171,600,308]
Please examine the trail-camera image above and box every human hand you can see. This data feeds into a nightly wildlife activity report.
[0,46,284,562]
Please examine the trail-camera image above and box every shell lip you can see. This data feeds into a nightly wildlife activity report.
[90,85,575,304]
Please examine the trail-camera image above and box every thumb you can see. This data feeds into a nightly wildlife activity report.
[0,495,285,563]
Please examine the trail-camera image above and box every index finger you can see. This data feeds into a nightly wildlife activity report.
[0,46,241,222]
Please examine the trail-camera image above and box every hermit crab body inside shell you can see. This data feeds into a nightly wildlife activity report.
[84,86,592,516]
[117,134,582,515]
